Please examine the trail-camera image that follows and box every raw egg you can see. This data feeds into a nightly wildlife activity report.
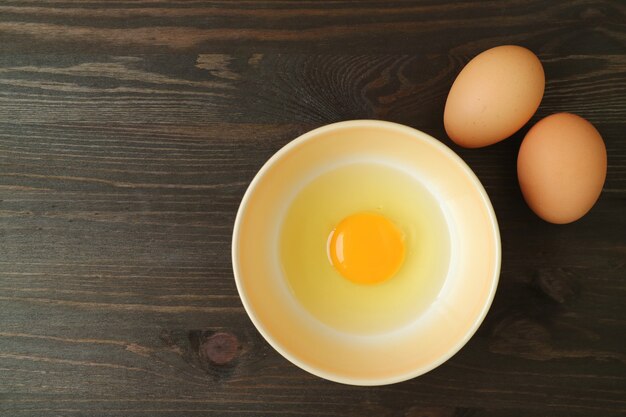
[279,162,450,334]
[517,113,607,224]
[444,45,545,148]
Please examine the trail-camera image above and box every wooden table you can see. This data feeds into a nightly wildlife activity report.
[1,1,625,416]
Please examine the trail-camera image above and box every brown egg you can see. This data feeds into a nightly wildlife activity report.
[517,113,607,224]
[444,45,545,148]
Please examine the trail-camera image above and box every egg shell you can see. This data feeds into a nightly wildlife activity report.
[517,113,607,224]
[444,45,545,148]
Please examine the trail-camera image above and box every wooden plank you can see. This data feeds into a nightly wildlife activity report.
[0,1,624,54]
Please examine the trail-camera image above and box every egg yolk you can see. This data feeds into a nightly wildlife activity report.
[328,212,405,285]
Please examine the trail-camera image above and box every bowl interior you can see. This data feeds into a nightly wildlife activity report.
[233,120,500,385]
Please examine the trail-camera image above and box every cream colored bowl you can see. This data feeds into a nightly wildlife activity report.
[232,120,500,385]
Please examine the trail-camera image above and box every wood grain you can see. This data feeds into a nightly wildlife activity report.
[1,1,625,416]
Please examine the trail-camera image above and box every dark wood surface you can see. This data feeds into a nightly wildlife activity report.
[1,1,625,416]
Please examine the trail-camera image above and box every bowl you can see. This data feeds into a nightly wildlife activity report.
[232,120,500,385]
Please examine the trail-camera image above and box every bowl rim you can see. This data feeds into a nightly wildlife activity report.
[232,119,501,386]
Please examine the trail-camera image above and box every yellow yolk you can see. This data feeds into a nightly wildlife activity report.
[328,212,405,285]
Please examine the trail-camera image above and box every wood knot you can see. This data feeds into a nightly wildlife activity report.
[580,7,605,19]
[489,317,553,360]
[200,332,239,365]
[533,268,579,304]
